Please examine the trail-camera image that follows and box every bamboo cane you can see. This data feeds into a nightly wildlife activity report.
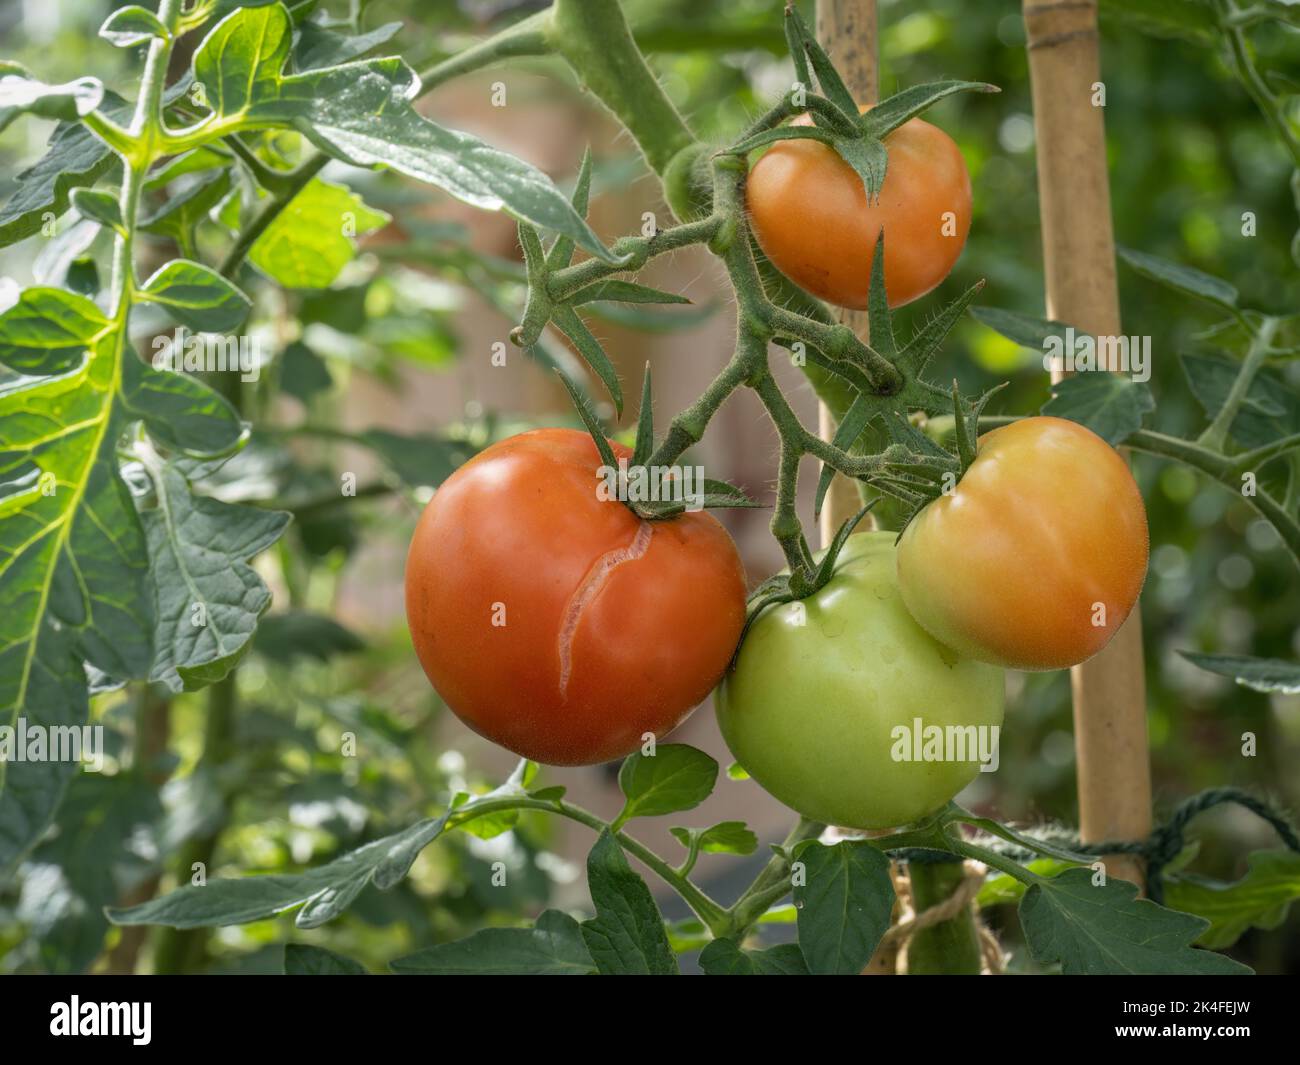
[815,0,878,543]
[1023,0,1151,887]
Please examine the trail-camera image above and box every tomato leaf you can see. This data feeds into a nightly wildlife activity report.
[253,611,365,664]
[698,939,809,975]
[580,830,678,974]
[1042,374,1154,446]
[390,910,596,975]
[283,944,368,975]
[106,815,450,929]
[1118,246,1239,311]
[245,178,390,289]
[191,4,618,262]
[1177,652,1300,694]
[99,5,170,48]
[0,93,125,247]
[0,71,103,132]
[1019,867,1253,974]
[138,259,252,332]
[1181,352,1299,450]
[669,821,758,857]
[969,304,1073,353]
[292,18,404,72]
[68,188,123,233]
[793,840,895,974]
[1164,850,1300,949]
[615,744,719,826]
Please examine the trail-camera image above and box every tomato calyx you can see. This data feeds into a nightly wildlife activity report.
[724,7,996,205]
[729,501,876,666]
[508,149,702,419]
[556,364,761,522]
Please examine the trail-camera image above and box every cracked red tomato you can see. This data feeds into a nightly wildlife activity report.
[747,109,971,309]
[405,428,747,765]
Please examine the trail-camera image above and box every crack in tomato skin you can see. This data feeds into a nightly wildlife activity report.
[555,520,654,699]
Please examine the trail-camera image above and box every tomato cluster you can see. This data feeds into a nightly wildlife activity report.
[406,415,1147,828]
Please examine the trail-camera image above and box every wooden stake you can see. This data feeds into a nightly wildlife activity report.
[1023,0,1151,886]
[815,0,878,545]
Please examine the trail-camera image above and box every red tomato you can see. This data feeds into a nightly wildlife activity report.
[896,417,1149,671]
[405,429,747,765]
[746,109,971,309]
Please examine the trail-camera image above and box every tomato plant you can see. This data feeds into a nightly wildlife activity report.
[896,416,1150,670]
[747,108,971,308]
[405,428,746,765]
[1,0,1297,987]
[717,532,1004,829]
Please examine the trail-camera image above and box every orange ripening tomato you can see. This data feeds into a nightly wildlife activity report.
[896,417,1149,671]
[746,108,971,309]
[405,428,747,765]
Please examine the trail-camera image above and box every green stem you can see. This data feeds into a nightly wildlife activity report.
[1217,1,1300,168]
[724,817,824,936]
[905,861,982,975]
[1197,317,1278,452]
[416,9,555,90]
[449,796,729,934]
[549,0,697,176]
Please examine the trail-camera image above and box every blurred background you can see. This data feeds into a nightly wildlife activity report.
[1,0,1298,973]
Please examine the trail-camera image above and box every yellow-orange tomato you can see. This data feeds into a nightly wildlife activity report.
[747,109,971,309]
[896,417,1149,671]
[405,428,747,765]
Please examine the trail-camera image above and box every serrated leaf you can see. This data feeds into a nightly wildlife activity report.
[357,428,468,488]
[253,610,364,664]
[1042,373,1155,445]
[138,259,251,333]
[1164,850,1300,949]
[669,821,758,857]
[969,304,1073,352]
[0,287,110,374]
[191,4,617,262]
[0,97,123,247]
[793,840,894,974]
[1119,246,1238,311]
[615,744,718,826]
[68,189,123,233]
[580,830,678,974]
[120,352,243,455]
[99,5,170,47]
[107,815,448,929]
[246,178,389,289]
[1020,867,1253,974]
[135,457,290,693]
[0,73,103,133]
[284,943,367,974]
[293,19,403,71]
[390,910,596,975]
[20,772,163,973]
[698,939,809,975]
[1178,652,1300,694]
[140,168,233,251]
[1181,352,1300,450]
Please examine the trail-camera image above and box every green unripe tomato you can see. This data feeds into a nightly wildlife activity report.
[715,532,1005,829]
